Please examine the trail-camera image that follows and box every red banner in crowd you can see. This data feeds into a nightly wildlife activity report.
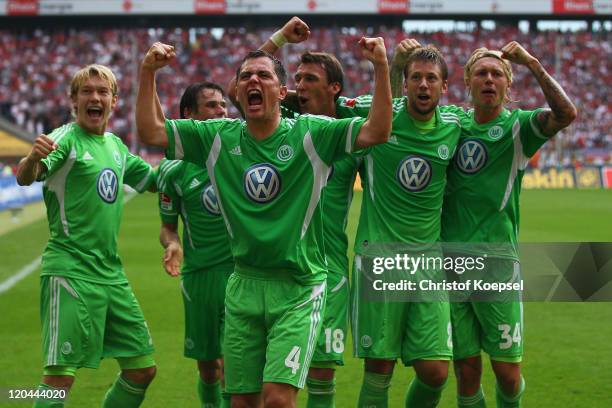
[194,0,226,14]
[553,0,594,14]
[378,0,408,14]
[7,0,39,15]
[602,167,612,188]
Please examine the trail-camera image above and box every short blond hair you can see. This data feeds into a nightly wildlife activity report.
[464,48,513,104]
[69,64,118,98]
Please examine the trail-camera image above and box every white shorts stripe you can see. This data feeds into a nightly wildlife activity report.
[298,284,324,387]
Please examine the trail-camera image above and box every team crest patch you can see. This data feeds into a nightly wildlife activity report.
[360,335,372,349]
[397,155,432,192]
[438,144,450,160]
[61,341,72,355]
[488,125,504,140]
[97,168,118,203]
[160,193,172,210]
[113,150,123,167]
[456,139,488,174]
[201,183,221,216]
[244,163,281,203]
[277,144,294,162]
[185,338,194,350]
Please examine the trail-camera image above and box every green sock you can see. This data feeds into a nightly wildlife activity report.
[102,374,148,408]
[306,377,336,408]
[32,383,66,408]
[458,386,487,407]
[221,390,231,408]
[405,376,446,408]
[357,371,392,408]
[198,378,221,408]
[496,376,525,408]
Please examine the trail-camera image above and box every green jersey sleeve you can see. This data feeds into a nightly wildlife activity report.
[518,108,548,158]
[40,124,73,180]
[165,118,234,166]
[302,114,365,165]
[335,95,373,118]
[123,150,154,193]
[156,159,181,224]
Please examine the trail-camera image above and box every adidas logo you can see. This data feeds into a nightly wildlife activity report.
[388,135,399,145]
[189,178,201,189]
[83,151,93,160]
[229,146,242,155]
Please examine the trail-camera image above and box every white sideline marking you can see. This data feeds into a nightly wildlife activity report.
[0,192,138,294]
[0,256,41,293]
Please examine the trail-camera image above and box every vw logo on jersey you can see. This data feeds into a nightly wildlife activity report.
[97,168,118,203]
[244,163,281,203]
[456,139,488,174]
[201,183,221,216]
[397,155,432,192]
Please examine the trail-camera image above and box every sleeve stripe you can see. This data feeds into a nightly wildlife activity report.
[170,121,184,159]
[157,160,180,192]
[530,111,548,140]
[134,166,153,192]
[345,117,359,153]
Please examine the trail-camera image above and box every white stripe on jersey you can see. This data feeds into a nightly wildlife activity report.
[180,200,195,250]
[49,123,72,145]
[134,166,153,193]
[46,147,77,236]
[366,154,374,201]
[529,111,548,140]
[207,133,233,238]
[351,255,362,356]
[499,119,529,211]
[170,121,184,159]
[331,275,348,293]
[345,117,359,153]
[157,160,181,192]
[302,131,329,239]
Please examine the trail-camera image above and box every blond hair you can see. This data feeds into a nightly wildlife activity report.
[464,48,513,104]
[69,64,118,98]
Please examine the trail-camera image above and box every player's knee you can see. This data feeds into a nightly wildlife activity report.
[197,359,222,383]
[364,358,396,375]
[414,360,449,388]
[308,366,335,381]
[122,365,157,385]
[263,392,295,408]
[42,375,74,389]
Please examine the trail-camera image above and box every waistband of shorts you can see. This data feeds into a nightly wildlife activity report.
[234,262,325,284]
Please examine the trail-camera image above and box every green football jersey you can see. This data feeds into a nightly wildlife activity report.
[442,108,546,260]
[40,123,154,284]
[336,96,462,251]
[157,158,233,274]
[322,155,361,276]
[164,115,364,284]
[279,104,360,277]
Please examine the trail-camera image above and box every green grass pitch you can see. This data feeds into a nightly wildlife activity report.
[0,189,611,407]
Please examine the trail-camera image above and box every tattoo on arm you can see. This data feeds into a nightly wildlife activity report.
[529,61,577,136]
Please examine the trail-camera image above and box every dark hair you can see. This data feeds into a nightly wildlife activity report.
[179,82,225,119]
[300,51,344,100]
[235,50,287,86]
[404,46,449,81]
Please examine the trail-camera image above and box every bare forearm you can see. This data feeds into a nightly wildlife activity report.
[16,157,41,186]
[137,67,168,147]
[358,62,392,148]
[259,39,280,55]
[527,59,577,134]
[160,224,180,249]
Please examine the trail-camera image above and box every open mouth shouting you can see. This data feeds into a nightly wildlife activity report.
[86,106,104,120]
[247,89,263,112]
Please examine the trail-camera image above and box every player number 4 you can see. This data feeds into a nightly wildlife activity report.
[284,346,301,375]
[324,328,345,354]
[498,323,521,350]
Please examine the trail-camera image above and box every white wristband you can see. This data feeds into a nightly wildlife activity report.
[270,30,288,48]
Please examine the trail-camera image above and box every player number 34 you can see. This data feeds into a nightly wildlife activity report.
[498,323,522,350]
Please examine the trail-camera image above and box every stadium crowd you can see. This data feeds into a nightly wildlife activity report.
[0,25,609,166]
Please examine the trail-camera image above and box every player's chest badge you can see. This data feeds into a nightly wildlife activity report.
[488,125,504,141]
[277,144,294,162]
